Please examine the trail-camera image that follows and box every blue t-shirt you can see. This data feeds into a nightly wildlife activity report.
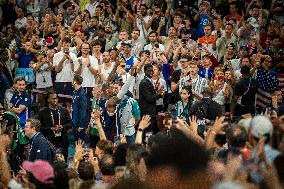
[17,52,35,68]
[197,12,209,37]
[10,91,31,127]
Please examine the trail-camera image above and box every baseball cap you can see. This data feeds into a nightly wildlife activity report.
[121,41,132,47]
[250,115,273,139]
[247,17,259,28]
[239,45,248,51]
[22,160,54,184]
[238,118,252,133]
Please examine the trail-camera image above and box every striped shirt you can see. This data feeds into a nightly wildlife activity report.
[192,76,208,103]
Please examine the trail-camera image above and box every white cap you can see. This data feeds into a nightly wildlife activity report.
[250,115,273,138]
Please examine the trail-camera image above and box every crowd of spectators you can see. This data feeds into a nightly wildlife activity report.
[0,0,284,188]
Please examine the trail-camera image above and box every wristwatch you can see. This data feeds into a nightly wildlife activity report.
[138,128,144,132]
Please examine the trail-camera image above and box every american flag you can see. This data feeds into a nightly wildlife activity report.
[277,73,284,93]
[255,69,279,109]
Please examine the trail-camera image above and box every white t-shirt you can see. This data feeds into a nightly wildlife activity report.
[74,55,99,87]
[35,63,53,89]
[85,1,99,17]
[53,51,77,82]
[100,62,114,80]
[15,17,27,29]
[212,82,227,106]
[136,16,151,40]
[144,43,165,53]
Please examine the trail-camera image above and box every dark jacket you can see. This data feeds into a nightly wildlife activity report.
[190,98,223,120]
[72,87,88,129]
[29,132,54,163]
[139,76,161,117]
[38,106,70,149]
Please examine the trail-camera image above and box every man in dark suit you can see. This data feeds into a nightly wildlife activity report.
[24,119,54,163]
[139,64,164,133]
[38,92,71,159]
[190,87,223,120]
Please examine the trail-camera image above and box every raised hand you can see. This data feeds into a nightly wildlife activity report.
[138,115,151,130]
[211,116,227,134]
[189,115,198,135]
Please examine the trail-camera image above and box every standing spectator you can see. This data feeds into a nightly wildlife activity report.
[194,1,213,37]
[38,93,71,158]
[152,64,167,112]
[135,4,151,41]
[30,53,53,109]
[74,42,99,116]
[231,65,258,116]
[71,75,88,141]
[139,64,164,132]
[182,16,199,41]
[197,24,216,56]
[120,42,138,73]
[53,37,76,111]
[99,51,114,82]
[189,61,208,102]
[24,119,55,163]
[14,7,27,30]
[175,86,192,122]
[144,31,165,53]
[91,40,104,64]
[8,78,31,128]
[112,81,141,144]
[130,28,145,57]
[215,23,237,61]
[198,54,214,80]
[224,2,243,24]
[190,87,223,120]
[11,42,36,68]
[85,0,99,17]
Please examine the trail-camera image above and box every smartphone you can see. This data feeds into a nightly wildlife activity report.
[171,109,177,125]
[114,136,120,146]
[145,132,153,144]
[217,30,221,38]
[197,119,205,136]
[198,43,202,49]
[83,143,90,154]
[181,39,187,47]
[83,143,90,160]
[160,17,165,22]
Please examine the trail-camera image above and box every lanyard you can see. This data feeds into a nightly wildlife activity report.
[50,108,61,126]
[31,132,40,145]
